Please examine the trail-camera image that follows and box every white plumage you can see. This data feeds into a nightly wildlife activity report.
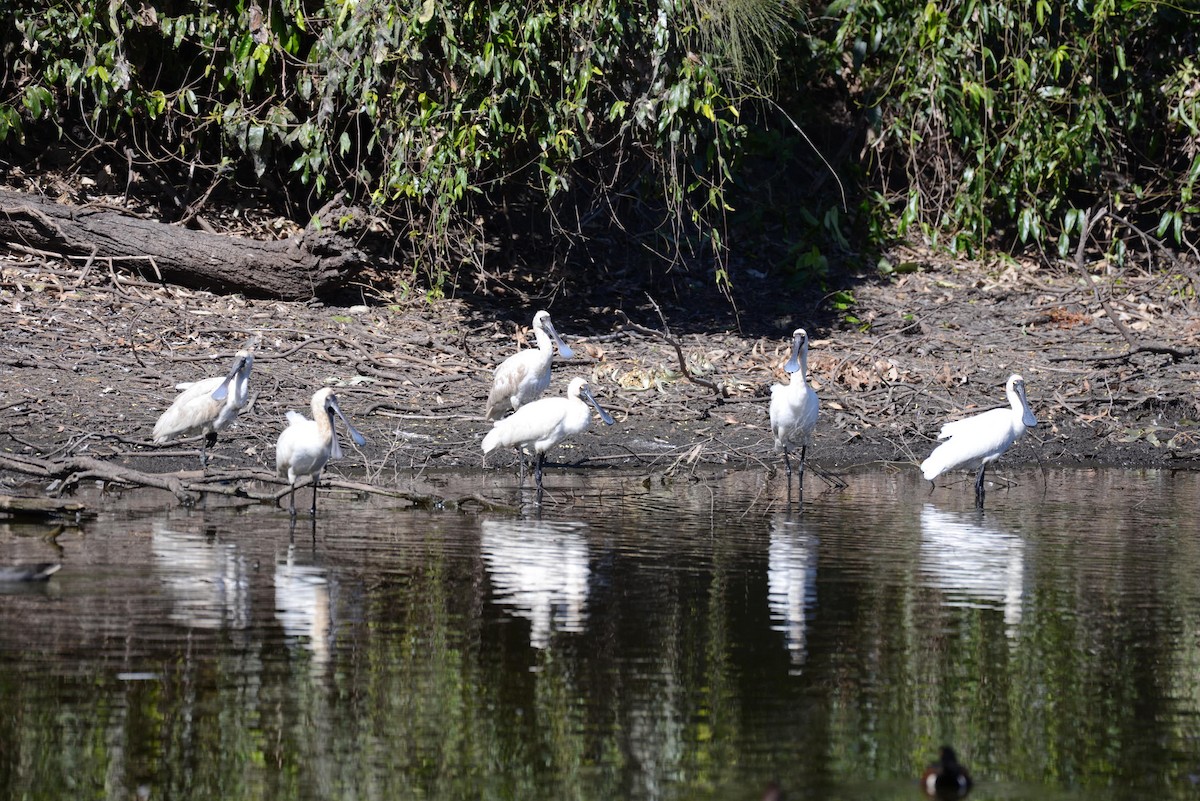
[482,376,614,490]
[484,310,574,421]
[769,328,820,491]
[275,387,367,517]
[920,373,1037,500]
[153,349,254,468]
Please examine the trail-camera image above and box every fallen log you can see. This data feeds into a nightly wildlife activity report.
[0,187,367,300]
[0,494,92,520]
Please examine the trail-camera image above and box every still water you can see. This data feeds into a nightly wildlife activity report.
[2,468,1199,801]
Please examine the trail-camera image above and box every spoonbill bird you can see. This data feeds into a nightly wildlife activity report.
[769,328,820,492]
[485,310,574,421]
[153,349,254,468]
[920,745,972,799]
[482,376,614,491]
[275,388,367,517]
[920,373,1037,502]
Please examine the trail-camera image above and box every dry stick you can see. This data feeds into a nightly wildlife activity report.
[1106,208,1200,304]
[1056,206,1193,363]
[616,295,728,398]
[74,244,100,288]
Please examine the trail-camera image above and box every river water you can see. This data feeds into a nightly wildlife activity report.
[1,467,1198,800]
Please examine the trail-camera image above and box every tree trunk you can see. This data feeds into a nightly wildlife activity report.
[0,187,366,299]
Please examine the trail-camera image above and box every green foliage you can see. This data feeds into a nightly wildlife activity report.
[1,0,784,294]
[8,1,1195,292]
[818,0,1200,257]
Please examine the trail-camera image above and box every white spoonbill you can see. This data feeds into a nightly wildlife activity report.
[920,374,1037,501]
[482,376,614,491]
[153,349,254,468]
[484,310,574,421]
[275,388,367,517]
[769,328,820,492]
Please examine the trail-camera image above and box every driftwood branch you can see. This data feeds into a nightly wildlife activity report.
[0,453,196,503]
[617,294,728,397]
[0,454,506,511]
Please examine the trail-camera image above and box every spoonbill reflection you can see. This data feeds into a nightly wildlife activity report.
[151,520,250,630]
[480,518,590,648]
[482,376,614,490]
[769,328,820,492]
[919,504,1025,634]
[153,349,254,468]
[485,310,574,421]
[276,388,367,517]
[767,513,818,667]
[275,544,332,671]
[920,373,1037,502]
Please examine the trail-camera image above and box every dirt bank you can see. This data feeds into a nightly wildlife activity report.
[1,244,1198,507]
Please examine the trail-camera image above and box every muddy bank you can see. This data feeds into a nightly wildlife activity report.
[1,250,1198,507]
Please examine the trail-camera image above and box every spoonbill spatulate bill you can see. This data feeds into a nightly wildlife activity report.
[769,328,820,492]
[153,349,254,468]
[482,376,614,491]
[920,373,1037,501]
[485,310,574,421]
[275,388,367,517]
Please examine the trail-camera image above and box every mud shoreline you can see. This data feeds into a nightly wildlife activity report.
[1,252,1197,508]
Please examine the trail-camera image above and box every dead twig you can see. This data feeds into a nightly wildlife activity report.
[616,294,728,397]
[1064,206,1193,362]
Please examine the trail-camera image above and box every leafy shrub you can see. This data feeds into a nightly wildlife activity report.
[1,0,781,295]
[4,0,1196,295]
[818,0,1200,258]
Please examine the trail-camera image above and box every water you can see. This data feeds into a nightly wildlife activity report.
[2,468,1200,800]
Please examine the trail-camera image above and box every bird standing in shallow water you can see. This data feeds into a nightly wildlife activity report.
[485,310,573,421]
[482,376,614,492]
[920,374,1037,504]
[921,745,972,798]
[275,388,367,517]
[153,349,254,469]
[769,328,820,493]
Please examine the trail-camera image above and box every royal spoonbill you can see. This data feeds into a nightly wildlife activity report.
[920,373,1037,501]
[153,349,254,468]
[921,746,972,799]
[769,328,820,492]
[275,388,367,517]
[484,310,574,421]
[482,376,614,491]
